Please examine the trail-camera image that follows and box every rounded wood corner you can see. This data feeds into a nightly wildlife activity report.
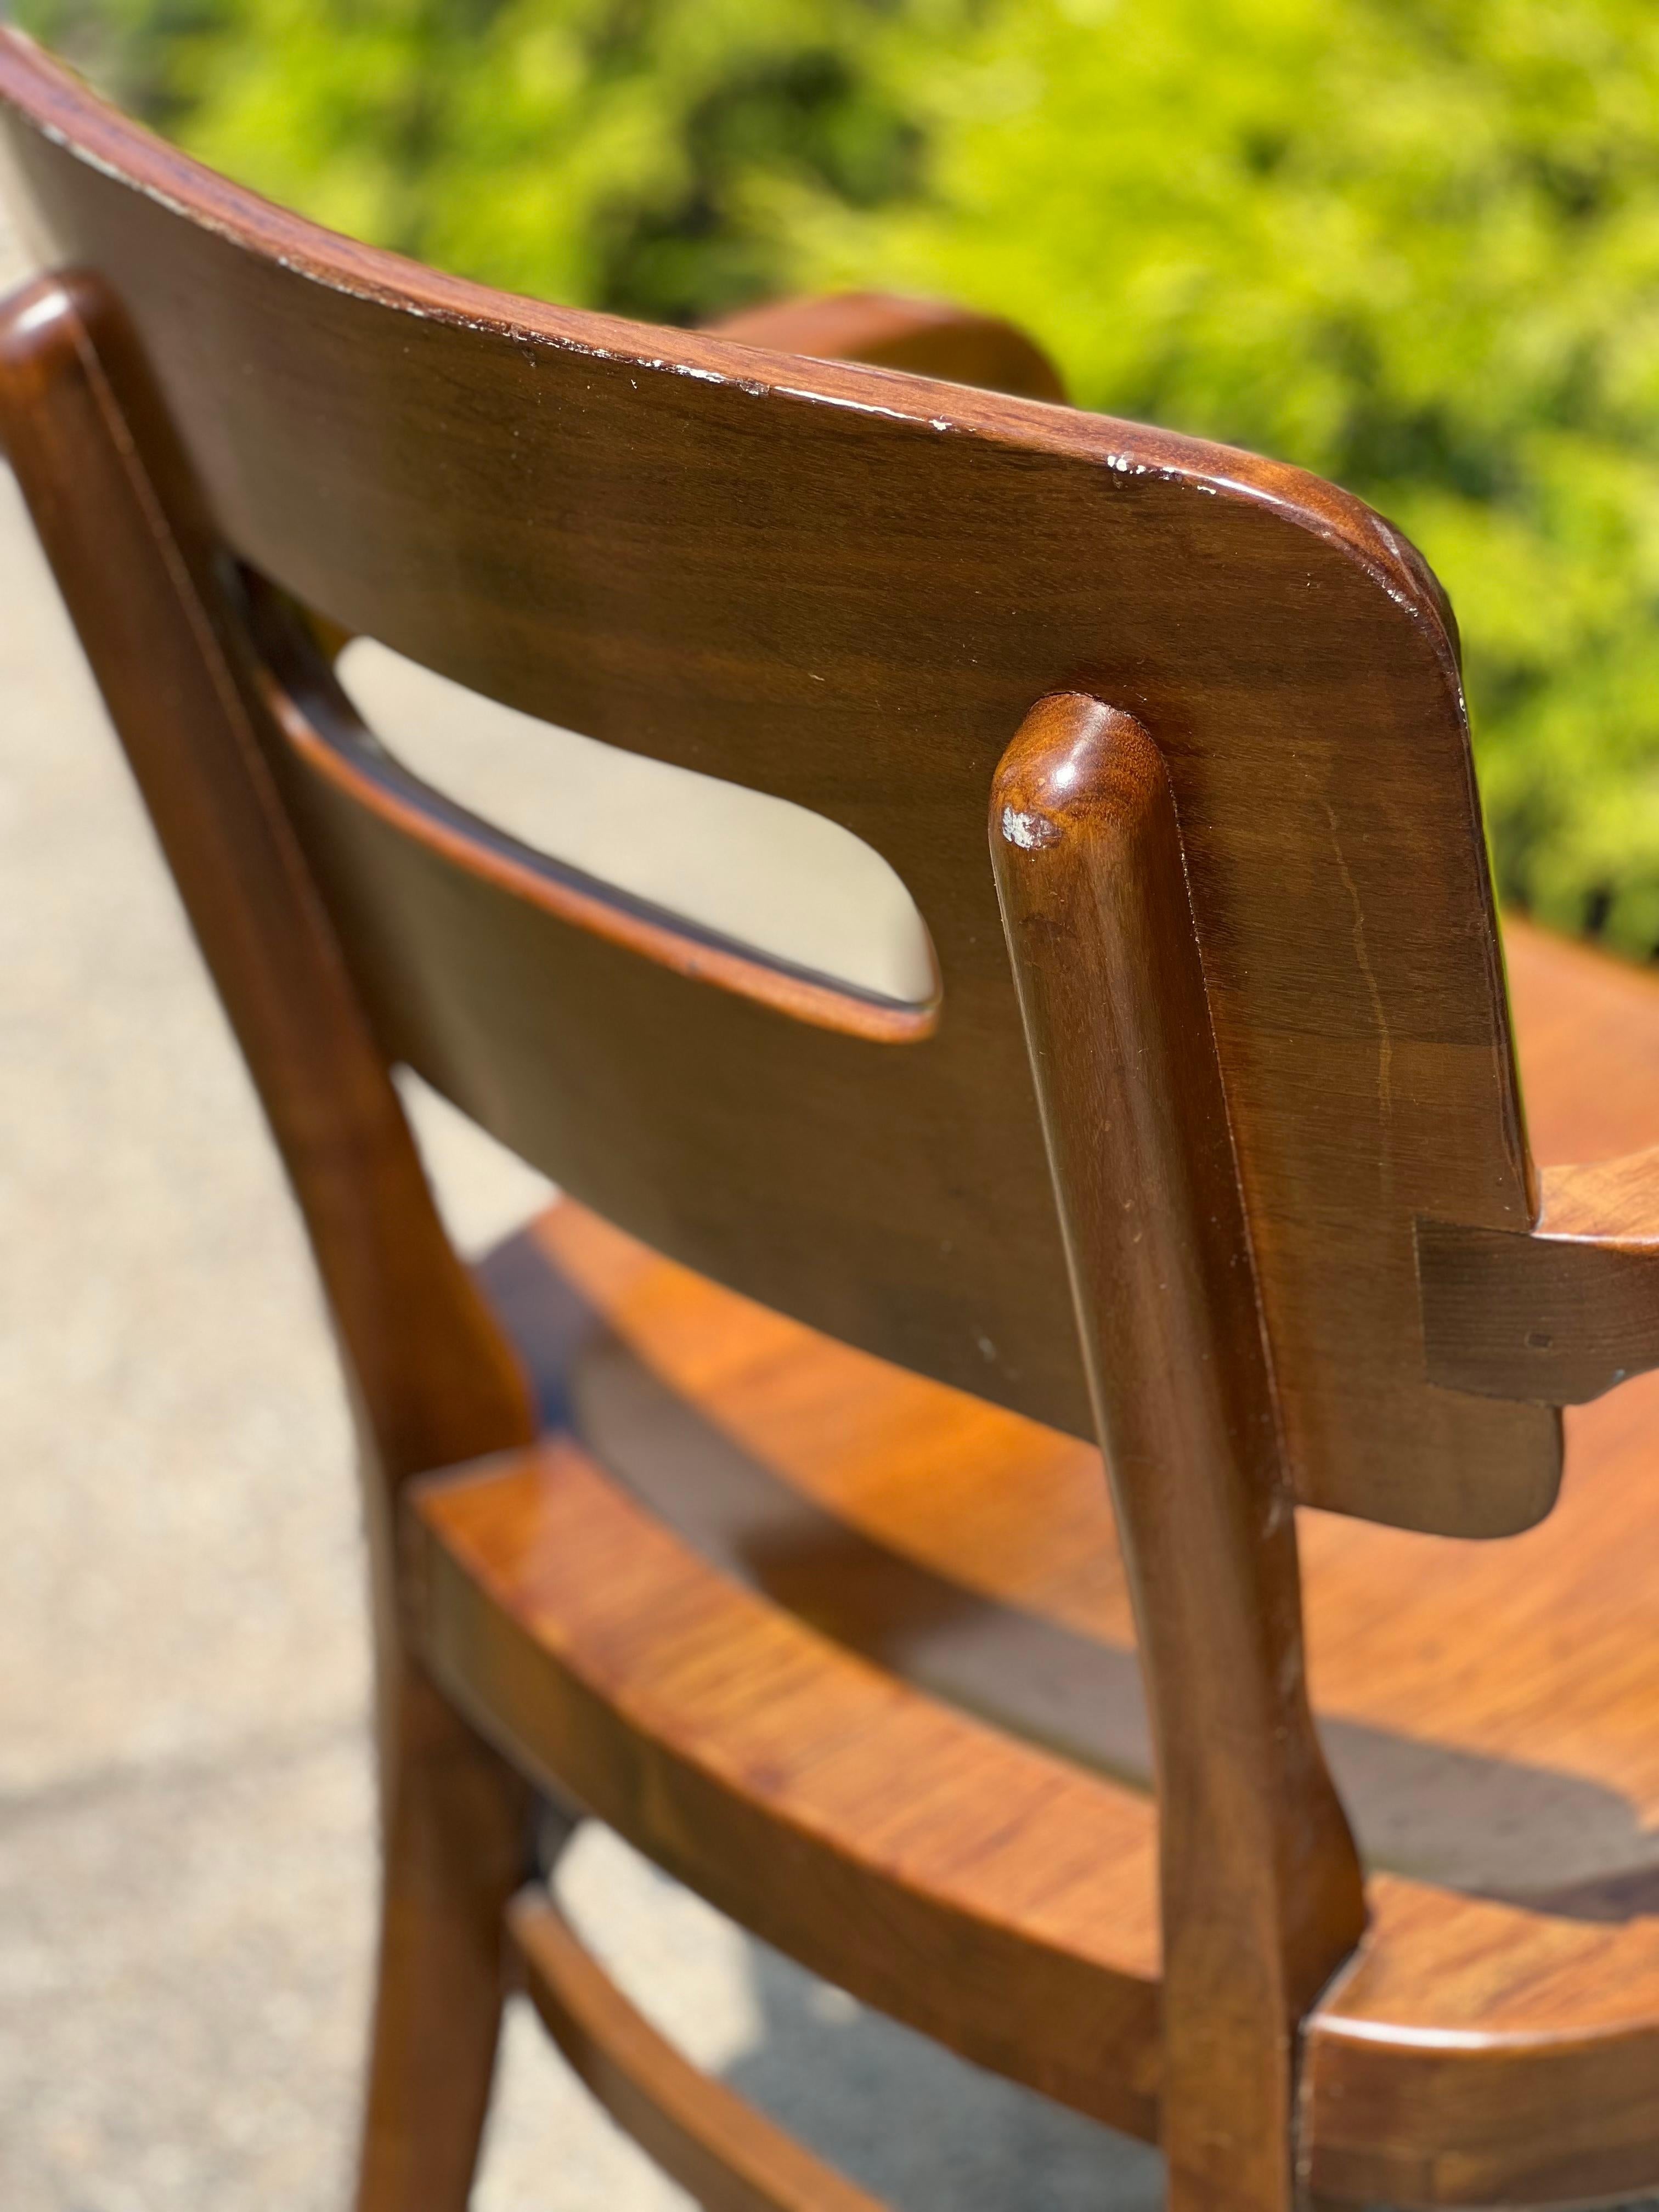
[247,606,943,1048]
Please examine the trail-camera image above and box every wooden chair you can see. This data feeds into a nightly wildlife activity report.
[8,27,1659,2210]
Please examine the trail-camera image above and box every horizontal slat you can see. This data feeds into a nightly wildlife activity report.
[510,1888,887,2212]
[255,616,939,1045]
[412,1411,1659,2204]
[1420,1139,1659,1405]
[460,1163,1659,2205]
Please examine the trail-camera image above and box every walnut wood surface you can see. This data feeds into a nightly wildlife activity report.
[989,697,1362,2209]
[450,911,1659,2209]
[710,289,1069,402]
[484,1150,1659,1923]
[9,26,1659,2211]
[510,1890,887,2212]
[0,25,1557,1539]
[1416,923,1659,1404]
[411,1438,1166,2137]
[419,1179,1659,2208]
[1420,1136,1659,1402]
[250,590,938,1043]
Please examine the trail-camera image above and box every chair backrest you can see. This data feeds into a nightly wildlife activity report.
[0,30,1558,1540]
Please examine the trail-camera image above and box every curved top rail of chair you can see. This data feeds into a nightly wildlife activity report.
[0,29,1454,645]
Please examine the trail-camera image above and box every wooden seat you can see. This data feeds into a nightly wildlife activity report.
[463,955,1659,1919]
[418,909,1659,2209]
[461,913,1659,1923]
[14,23,1659,2209]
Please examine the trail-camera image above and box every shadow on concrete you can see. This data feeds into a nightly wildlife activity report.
[721,1939,1164,2212]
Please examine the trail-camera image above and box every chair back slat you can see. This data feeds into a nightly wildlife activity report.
[0,32,1559,1534]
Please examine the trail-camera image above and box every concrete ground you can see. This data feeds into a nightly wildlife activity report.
[0,204,1165,2207]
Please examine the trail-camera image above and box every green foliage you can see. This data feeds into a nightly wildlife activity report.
[24,0,1659,950]
[789,0,1659,952]
[20,0,922,321]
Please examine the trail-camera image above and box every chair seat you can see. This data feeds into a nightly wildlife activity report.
[408,916,1659,2208]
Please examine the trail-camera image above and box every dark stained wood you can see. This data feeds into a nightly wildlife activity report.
[711,289,1069,402]
[413,1231,1659,2208]
[1416,923,1659,1407]
[0,25,1558,1542]
[410,1437,1166,2139]
[509,1890,888,2212]
[0,268,535,2212]
[1302,915,1659,2204]
[0,274,533,1487]
[14,24,1659,2211]
[354,1669,531,2211]
[455,916,1659,2207]
[989,697,1363,2210]
[1420,1141,1659,1403]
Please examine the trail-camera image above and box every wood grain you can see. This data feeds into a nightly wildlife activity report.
[1302,916,1659,2201]
[989,697,1361,2210]
[409,1440,1166,2141]
[0,25,1558,1540]
[487,1170,1659,1919]
[12,25,1659,2208]
[250,583,938,1042]
[413,1233,1659,2208]
[1420,1141,1659,1402]
[1417,921,1659,1408]
[467,986,1659,2211]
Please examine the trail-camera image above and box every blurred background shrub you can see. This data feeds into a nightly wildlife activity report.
[21,0,1659,955]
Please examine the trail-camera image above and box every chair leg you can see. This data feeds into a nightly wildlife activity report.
[354,1660,533,2212]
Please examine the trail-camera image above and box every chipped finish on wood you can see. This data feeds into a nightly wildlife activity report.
[710,289,1069,402]
[509,1891,889,2212]
[430,1181,1659,2208]
[0,26,1560,1540]
[990,697,1363,2211]
[0,268,535,2212]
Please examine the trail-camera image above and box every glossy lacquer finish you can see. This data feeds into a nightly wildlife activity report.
[0,27,1559,1543]
[13,21,1659,2212]
[420,1161,1659,2210]
[990,698,1363,2210]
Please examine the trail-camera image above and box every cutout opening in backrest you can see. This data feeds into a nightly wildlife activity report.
[336,639,939,1014]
